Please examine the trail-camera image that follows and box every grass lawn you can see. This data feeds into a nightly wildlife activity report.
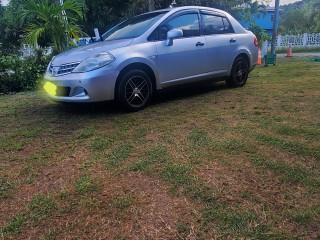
[0,57,319,239]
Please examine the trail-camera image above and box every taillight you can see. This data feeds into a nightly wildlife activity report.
[254,36,258,47]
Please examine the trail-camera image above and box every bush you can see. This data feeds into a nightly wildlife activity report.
[0,52,51,94]
[249,22,270,48]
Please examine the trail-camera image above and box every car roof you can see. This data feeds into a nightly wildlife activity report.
[147,6,227,14]
[171,6,225,12]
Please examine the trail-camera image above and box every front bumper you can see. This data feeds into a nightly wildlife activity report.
[43,65,119,103]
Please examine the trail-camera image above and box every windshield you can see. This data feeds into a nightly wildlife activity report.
[102,11,168,41]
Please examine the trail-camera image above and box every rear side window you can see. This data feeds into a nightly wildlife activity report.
[202,14,234,35]
[222,18,232,33]
[158,13,200,40]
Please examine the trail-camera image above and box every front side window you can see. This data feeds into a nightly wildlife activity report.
[158,13,200,40]
[102,11,168,41]
[202,14,234,34]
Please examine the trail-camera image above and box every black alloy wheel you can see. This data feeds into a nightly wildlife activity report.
[118,69,152,111]
[226,57,249,87]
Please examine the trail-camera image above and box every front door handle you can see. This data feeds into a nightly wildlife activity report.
[230,38,236,43]
[196,42,205,46]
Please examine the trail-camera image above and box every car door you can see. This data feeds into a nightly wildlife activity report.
[154,11,207,86]
[201,11,238,75]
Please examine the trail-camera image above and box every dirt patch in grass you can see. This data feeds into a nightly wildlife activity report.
[197,156,286,206]
[15,171,199,240]
[256,144,319,170]
[102,172,197,239]
[0,148,89,226]
[196,154,320,238]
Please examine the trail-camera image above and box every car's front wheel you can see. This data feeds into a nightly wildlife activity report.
[117,69,152,111]
[226,56,249,88]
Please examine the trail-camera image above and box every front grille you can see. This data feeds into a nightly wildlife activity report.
[56,86,71,96]
[57,62,80,75]
[48,62,80,76]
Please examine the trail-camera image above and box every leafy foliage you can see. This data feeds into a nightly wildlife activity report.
[279,0,320,34]
[0,0,26,54]
[21,0,86,53]
[81,0,127,37]
[249,22,270,47]
[0,53,51,93]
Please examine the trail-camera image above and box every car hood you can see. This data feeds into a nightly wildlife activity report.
[51,38,134,66]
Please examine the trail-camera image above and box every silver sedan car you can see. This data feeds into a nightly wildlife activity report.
[43,6,258,111]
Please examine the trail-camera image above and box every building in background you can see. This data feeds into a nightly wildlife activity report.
[239,6,281,36]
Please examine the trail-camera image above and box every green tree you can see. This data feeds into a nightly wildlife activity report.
[21,0,86,53]
[0,0,26,54]
[279,9,311,34]
[249,22,270,47]
[306,0,320,32]
[124,0,172,18]
[81,0,128,37]
[279,0,320,34]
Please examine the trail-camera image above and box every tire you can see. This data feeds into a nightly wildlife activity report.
[226,56,249,88]
[117,69,152,111]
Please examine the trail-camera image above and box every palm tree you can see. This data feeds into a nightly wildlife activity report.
[21,0,86,53]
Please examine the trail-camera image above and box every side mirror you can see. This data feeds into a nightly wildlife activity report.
[166,29,183,46]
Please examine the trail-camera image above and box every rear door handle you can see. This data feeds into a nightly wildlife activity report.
[230,38,236,43]
[196,42,205,46]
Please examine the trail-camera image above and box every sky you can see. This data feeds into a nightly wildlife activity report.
[1,0,301,6]
[2,0,9,6]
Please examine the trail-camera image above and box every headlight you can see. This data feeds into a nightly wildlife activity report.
[72,52,115,73]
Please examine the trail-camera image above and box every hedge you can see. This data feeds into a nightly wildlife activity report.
[0,53,51,94]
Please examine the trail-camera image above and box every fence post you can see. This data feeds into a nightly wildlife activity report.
[303,33,308,46]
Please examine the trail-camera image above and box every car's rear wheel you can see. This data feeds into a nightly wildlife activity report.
[117,69,152,111]
[226,56,249,88]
